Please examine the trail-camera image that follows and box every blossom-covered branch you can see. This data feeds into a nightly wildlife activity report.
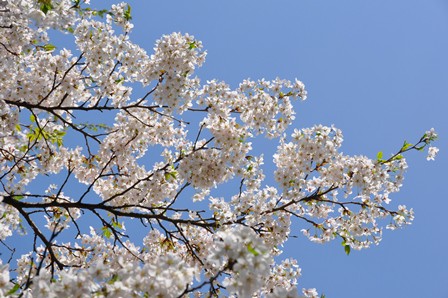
[0,1,438,297]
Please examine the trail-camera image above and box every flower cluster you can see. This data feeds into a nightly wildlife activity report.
[0,199,19,241]
[180,146,239,188]
[0,260,11,296]
[148,33,206,112]
[236,78,307,138]
[207,226,272,298]
[274,125,416,249]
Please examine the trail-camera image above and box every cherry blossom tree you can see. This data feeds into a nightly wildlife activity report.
[0,1,439,297]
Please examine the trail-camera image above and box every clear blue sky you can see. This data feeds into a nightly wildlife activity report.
[124,0,448,297]
[3,1,447,297]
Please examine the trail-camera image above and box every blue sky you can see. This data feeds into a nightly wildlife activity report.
[3,1,447,297]
[123,0,448,297]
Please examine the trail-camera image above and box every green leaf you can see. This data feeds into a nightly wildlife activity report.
[393,154,403,161]
[43,44,56,52]
[376,151,383,161]
[401,140,413,151]
[188,41,197,50]
[108,274,119,284]
[92,9,109,18]
[115,78,125,84]
[164,170,177,181]
[344,244,351,255]
[161,238,175,250]
[13,195,24,201]
[27,131,35,142]
[6,283,20,296]
[39,1,53,14]
[15,124,21,132]
[247,243,260,256]
[102,226,112,239]
[50,130,66,147]
[111,219,123,230]
[123,4,132,21]
[341,240,351,255]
